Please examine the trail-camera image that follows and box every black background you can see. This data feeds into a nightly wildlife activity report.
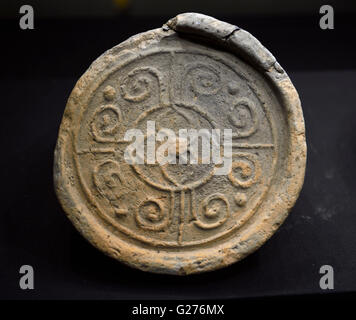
[1,1,356,300]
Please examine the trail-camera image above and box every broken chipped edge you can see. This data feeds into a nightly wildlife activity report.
[166,12,280,73]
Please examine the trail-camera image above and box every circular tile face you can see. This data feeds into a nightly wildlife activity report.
[54,13,306,274]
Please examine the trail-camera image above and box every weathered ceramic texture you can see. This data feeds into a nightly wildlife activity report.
[54,13,306,275]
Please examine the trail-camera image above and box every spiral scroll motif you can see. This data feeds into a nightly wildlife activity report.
[90,104,122,142]
[135,198,169,231]
[194,193,230,229]
[229,98,259,138]
[228,153,262,188]
[184,64,222,95]
[120,67,164,102]
[93,160,128,216]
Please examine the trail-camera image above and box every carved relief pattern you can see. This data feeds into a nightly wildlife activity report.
[75,52,276,247]
[90,104,122,142]
[135,198,170,231]
[120,67,164,102]
[184,64,222,95]
[93,160,128,216]
[193,193,230,230]
[229,98,259,138]
[228,153,262,188]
